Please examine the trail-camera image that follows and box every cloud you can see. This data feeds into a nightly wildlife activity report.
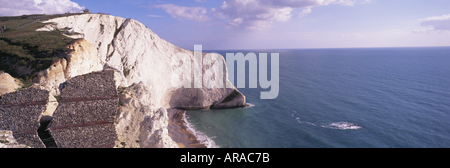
[414,14,450,33]
[420,14,450,31]
[148,15,163,17]
[216,0,371,30]
[217,0,293,30]
[0,0,84,16]
[148,0,371,30]
[334,0,360,6]
[154,4,210,22]
[298,7,312,18]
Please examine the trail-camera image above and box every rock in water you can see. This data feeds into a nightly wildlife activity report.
[41,14,246,109]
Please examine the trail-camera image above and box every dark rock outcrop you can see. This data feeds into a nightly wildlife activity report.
[0,88,50,148]
[49,70,118,148]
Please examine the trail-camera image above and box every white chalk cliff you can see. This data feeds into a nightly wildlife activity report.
[41,14,246,109]
[32,39,103,95]
[0,72,21,95]
[0,14,246,148]
[115,84,178,148]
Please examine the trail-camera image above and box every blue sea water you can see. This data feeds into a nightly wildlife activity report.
[184,47,450,148]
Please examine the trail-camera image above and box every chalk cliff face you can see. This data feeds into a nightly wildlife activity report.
[0,72,21,95]
[32,39,103,95]
[115,83,178,148]
[42,14,246,109]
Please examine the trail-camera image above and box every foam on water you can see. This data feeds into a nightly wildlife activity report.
[292,113,316,126]
[182,112,220,148]
[322,122,362,130]
[291,113,359,130]
[245,103,255,108]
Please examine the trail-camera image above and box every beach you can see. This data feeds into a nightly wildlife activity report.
[167,108,206,148]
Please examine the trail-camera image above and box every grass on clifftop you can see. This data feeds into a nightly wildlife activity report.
[0,14,84,83]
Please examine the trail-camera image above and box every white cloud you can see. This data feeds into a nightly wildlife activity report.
[154,4,210,22]
[0,0,84,16]
[334,0,358,6]
[419,14,450,22]
[218,0,294,30]
[148,15,163,18]
[298,7,312,18]
[216,0,371,30]
[415,14,450,33]
[148,0,371,30]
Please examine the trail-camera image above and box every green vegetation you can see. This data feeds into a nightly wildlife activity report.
[54,95,61,102]
[113,23,123,38]
[100,24,104,34]
[0,16,35,28]
[18,77,33,89]
[117,87,126,94]
[0,14,84,86]
[97,42,101,50]
[106,43,114,61]
[123,66,130,77]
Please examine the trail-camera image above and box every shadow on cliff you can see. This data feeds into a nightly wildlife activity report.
[168,87,246,110]
[37,116,57,148]
[168,88,208,110]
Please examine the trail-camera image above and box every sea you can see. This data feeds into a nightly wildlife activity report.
[183,47,450,148]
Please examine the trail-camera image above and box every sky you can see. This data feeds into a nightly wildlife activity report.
[1,0,450,50]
